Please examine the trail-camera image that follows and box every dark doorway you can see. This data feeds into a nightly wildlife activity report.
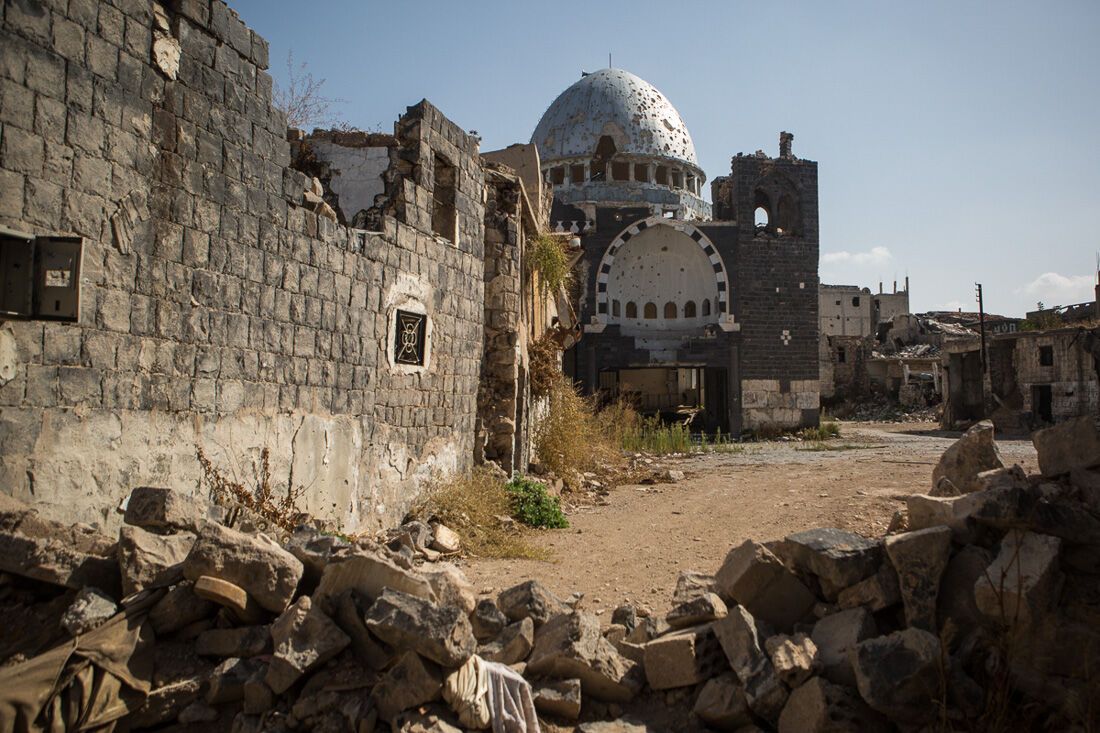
[1032,385,1053,424]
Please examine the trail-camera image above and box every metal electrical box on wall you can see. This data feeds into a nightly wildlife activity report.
[0,227,84,322]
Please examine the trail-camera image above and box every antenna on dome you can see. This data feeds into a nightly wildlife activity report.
[609,52,612,68]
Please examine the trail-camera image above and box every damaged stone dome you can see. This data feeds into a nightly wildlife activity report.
[531,68,699,166]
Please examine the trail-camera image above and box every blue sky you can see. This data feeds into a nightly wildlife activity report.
[233,0,1100,317]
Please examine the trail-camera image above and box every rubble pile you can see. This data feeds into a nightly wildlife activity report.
[1,417,1099,732]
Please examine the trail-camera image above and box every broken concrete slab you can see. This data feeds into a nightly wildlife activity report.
[643,623,726,690]
[123,486,213,533]
[715,540,816,631]
[931,420,1004,494]
[0,494,121,596]
[974,530,1062,627]
[526,611,641,702]
[765,633,819,688]
[835,563,900,612]
[372,651,443,721]
[195,625,271,658]
[481,617,534,665]
[777,676,889,733]
[313,549,435,605]
[673,570,716,605]
[666,592,728,629]
[811,608,877,686]
[422,563,476,616]
[712,605,789,722]
[693,673,752,731]
[149,580,217,635]
[61,587,118,636]
[884,526,952,631]
[183,522,303,613]
[430,523,461,554]
[1032,416,1100,478]
[206,656,264,704]
[471,598,509,642]
[851,628,942,725]
[117,525,193,596]
[497,579,570,627]
[331,589,392,671]
[364,588,476,668]
[774,528,882,600]
[266,595,350,694]
[533,678,582,720]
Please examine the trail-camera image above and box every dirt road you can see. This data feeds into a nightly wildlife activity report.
[461,421,1037,617]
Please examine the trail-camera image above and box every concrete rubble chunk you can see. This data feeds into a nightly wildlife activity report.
[243,677,275,715]
[673,570,716,605]
[811,608,877,686]
[1033,416,1100,478]
[266,595,350,694]
[183,522,303,613]
[471,598,509,642]
[1070,467,1100,510]
[971,486,1100,545]
[481,616,534,665]
[314,548,435,604]
[193,575,265,624]
[195,626,271,658]
[0,494,121,596]
[836,558,900,612]
[533,678,582,720]
[422,563,476,615]
[123,486,211,533]
[624,615,668,644]
[430,523,461,553]
[974,530,1062,627]
[206,656,264,704]
[715,540,816,631]
[774,528,882,600]
[612,604,638,631]
[693,673,753,731]
[937,545,994,634]
[364,588,476,668]
[906,488,1013,542]
[884,526,952,631]
[778,676,889,733]
[284,527,347,591]
[851,628,942,725]
[149,581,216,635]
[931,420,1004,494]
[61,587,118,636]
[643,623,726,690]
[765,633,820,688]
[332,589,392,670]
[498,579,570,627]
[526,611,641,702]
[712,606,789,722]
[667,592,728,629]
[371,651,443,722]
[117,526,194,596]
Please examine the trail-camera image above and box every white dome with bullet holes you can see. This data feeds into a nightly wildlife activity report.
[531,69,698,166]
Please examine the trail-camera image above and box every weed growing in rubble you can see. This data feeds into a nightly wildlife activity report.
[411,467,549,560]
[528,333,562,399]
[601,400,742,455]
[528,234,572,294]
[798,421,841,441]
[506,476,569,529]
[535,380,624,486]
[196,446,308,533]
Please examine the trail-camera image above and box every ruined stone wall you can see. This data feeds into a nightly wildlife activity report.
[1011,332,1098,420]
[0,0,485,532]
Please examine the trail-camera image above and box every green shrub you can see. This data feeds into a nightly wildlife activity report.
[528,234,571,293]
[506,476,569,529]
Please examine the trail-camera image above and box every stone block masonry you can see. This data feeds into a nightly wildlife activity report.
[0,0,486,532]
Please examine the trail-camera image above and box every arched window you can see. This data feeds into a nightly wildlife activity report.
[625,301,637,318]
[684,300,697,318]
[643,302,657,319]
[702,299,711,316]
[612,299,620,317]
[664,302,677,319]
[754,206,769,228]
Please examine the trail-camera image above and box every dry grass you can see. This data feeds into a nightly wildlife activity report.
[535,379,625,487]
[197,445,308,533]
[410,466,550,560]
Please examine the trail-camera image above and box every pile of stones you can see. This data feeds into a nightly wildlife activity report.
[1,416,1098,732]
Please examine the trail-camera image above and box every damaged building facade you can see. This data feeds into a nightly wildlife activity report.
[0,0,558,531]
[535,69,820,432]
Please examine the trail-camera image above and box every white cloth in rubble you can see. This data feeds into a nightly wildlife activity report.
[442,654,541,733]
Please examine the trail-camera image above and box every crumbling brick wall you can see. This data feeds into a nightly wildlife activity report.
[0,0,485,532]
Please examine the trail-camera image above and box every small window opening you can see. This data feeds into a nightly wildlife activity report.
[643,302,657,319]
[663,209,676,219]
[702,299,711,316]
[852,296,860,307]
[625,301,637,318]
[570,165,585,184]
[431,154,457,241]
[1039,345,1054,367]
[686,175,695,193]
[634,164,649,182]
[550,167,565,185]
[838,347,847,363]
[684,300,697,318]
[612,299,621,317]
[611,161,630,181]
[754,206,769,228]
[655,166,668,185]
[671,170,683,189]
[664,302,677,319]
